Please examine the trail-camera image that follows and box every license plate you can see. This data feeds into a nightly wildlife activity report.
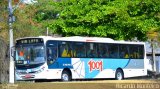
[24,74,32,78]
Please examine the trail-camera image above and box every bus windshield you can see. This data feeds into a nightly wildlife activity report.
[15,45,45,65]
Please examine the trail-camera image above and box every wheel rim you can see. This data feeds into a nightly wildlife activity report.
[62,74,69,81]
[117,72,122,80]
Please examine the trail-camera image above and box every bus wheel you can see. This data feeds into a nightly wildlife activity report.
[115,69,124,80]
[61,71,71,81]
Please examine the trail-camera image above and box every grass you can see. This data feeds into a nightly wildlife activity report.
[1,80,160,89]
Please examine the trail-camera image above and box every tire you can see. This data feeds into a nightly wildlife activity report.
[115,69,124,80]
[61,71,71,81]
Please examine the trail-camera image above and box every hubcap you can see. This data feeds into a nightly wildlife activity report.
[62,74,69,81]
[117,72,122,80]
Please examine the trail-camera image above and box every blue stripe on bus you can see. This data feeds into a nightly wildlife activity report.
[48,58,130,69]
[48,58,73,69]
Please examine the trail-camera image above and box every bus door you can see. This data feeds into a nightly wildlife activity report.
[46,41,58,65]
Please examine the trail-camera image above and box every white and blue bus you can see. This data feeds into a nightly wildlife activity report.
[15,36,147,81]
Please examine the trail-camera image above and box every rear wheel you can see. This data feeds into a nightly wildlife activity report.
[61,71,71,81]
[115,69,124,80]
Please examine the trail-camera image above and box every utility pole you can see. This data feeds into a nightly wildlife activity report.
[8,0,14,83]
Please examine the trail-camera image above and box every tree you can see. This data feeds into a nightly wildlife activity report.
[147,28,160,74]
[46,0,160,41]
[0,0,8,42]
[13,2,44,39]
[33,0,60,36]
[0,0,44,42]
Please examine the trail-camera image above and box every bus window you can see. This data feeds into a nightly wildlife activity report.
[59,41,75,57]
[16,45,45,64]
[108,44,119,58]
[138,45,144,59]
[33,46,45,63]
[73,42,86,58]
[46,41,58,63]
[25,47,31,61]
[97,43,109,58]
[17,47,24,60]
[129,45,139,59]
[86,43,98,58]
[119,45,129,59]
[47,47,57,60]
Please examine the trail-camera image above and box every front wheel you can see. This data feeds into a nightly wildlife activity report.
[115,69,124,80]
[61,71,71,81]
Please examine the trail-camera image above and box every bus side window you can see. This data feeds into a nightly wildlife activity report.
[47,48,51,59]
[60,42,75,57]
[138,45,144,59]
[67,43,74,57]
[59,42,68,57]
[97,43,109,58]
[74,42,86,58]
[46,41,58,64]
[129,45,139,59]
[108,44,118,58]
[119,44,129,59]
[86,43,98,58]
[88,50,96,57]
[124,53,129,58]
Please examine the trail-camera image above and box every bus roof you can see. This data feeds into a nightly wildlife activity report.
[16,36,145,45]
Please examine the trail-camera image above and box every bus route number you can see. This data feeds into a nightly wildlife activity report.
[88,59,103,72]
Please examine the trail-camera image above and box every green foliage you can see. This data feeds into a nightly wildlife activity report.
[13,5,41,38]
[44,0,160,41]
[1,0,160,42]
[12,0,55,39]
[33,0,58,25]
[0,0,8,41]
[0,0,46,42]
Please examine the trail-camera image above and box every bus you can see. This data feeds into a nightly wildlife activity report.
[14,36,147,81]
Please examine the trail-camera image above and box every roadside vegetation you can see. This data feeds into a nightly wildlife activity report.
[1,0,160,42]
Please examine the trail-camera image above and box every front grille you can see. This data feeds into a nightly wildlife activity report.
[19,71,37,74]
